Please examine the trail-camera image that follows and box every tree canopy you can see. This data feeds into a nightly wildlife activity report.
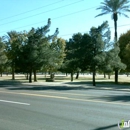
[119,30,130,73]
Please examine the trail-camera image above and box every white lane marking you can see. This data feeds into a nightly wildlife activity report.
[0,99,30,106]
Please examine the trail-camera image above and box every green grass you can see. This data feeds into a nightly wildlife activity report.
[0,74,130,86]
[0,74,130,91]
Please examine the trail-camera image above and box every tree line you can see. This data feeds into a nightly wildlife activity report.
[60,21,126,86]
[0,0,130,85]
[0,18,66,83]
[0,19,128,86]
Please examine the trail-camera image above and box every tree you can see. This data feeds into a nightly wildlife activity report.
[61,33,83,81]
[95,0,130,84]
[17,18,59,83]
[19,28,49,82]
[14,31,28,69]
[119,30,130,74]
[89,21,110,86]
[0,37,7,76]
[107,45,126,76]
[96,25,112,78]
[62,21,110,84]
[4,31,22,80]
[48,38,66,73]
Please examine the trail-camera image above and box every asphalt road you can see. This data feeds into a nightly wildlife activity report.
[0,83,130,130]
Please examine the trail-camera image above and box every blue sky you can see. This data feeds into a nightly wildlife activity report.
[0,0,130,40]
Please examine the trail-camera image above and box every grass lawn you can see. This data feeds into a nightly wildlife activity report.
[0,74,130,91]
[0,74,129,85]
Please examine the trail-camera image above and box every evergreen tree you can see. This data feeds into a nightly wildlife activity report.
[89,21,110,86]
[0,37,7,76]
[61,33,83,81]
[4,31,22,80]
[48,38,66,73]
[18,18,59,82]
[119,30,130,74]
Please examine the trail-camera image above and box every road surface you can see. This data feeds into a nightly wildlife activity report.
[0,83,130,130]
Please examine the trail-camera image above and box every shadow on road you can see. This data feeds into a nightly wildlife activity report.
[7,85,94,91]
[92,124,117,130]
[0,80,23,86]
[64,81,130,89]
[0,80,95,91]
[99,95,130,102]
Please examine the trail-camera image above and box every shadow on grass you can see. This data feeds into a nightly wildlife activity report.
[92,124,117,130]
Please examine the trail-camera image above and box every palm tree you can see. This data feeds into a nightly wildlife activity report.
[95,0,130,83]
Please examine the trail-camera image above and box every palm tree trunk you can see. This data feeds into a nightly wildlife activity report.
[114,13,118,84]
[114,17,117,41]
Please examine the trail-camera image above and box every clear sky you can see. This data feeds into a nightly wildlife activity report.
[0,0,130,41]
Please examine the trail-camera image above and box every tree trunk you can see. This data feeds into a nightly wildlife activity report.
[75,71,79,79]
[114,13,118,41]
[12,66,15,80]
[66,72,68,77]
[114,13,118,84]
[26,73,29,80]
[92,70,96,86]
[45,72,47,78]
[104,72,106,78]
[0,72,2,77]
[71,72,73,82]
[108,74,111,79]
[29,70,32,83]
[115,70,118,84]
[34,70,37,82]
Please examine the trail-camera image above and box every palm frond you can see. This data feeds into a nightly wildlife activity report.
[119,0,130,7]
[119,12,129,17]
[96,5,112,12]
[95,11,110,17]
[121,8,130,12]
[95,0,130,18]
